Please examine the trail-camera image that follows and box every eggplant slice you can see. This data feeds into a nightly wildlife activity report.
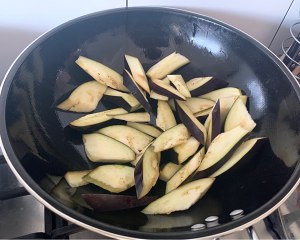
[173,136,201,164]
[197,126,249,172]
[127,122,162,138]
[57,81,107,112]
[184,97,215,114]
[224,97,256,132]
[186,77,228,97]
[82,194,158,212]
[84,165,135,193]
[123,69,152,112]
[176,100,207,145]
[64,170,91,188]
[135,146,161,199]
[210,137,267,177]
[146,52,190,79]
[150,79,186,100]
[76,56,128,92]
[102,88,140,112]
[166,147,205,193]
[142,178,215,215]
[125,54,150,93]
[112,112,150,123]
[155,100,177,131]
[69,108,127,129]
[159,163,182,182]
[168,75,191,98]
[152,124,191,152]
[98,125,153,154]
[83,133,136,162]
[200,87,242,101]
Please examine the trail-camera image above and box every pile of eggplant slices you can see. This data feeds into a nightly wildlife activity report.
[56,52,266,214]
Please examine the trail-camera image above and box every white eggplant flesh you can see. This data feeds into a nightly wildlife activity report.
[98,125,153,154]
[152,124,191,152]
[84,165,135,193]
[142,178,215,215]
[75,56,128,92]
[83,133,135,162]
[57,81,107,112]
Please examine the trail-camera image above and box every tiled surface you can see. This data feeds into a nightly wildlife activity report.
[0,0,125,86]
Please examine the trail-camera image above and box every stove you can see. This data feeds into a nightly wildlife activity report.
[0,12,300,239]
[0,153,299,239]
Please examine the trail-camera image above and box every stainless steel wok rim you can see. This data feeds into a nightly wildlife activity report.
[0,7,299,239]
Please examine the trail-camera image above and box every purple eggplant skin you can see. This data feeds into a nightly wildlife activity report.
[149,79,185,100]
[123,69,152,112]
[134,154,144,198]
[101,95,135,112]
[191,137,267,181]
[189,77,228,97]
[175,101,206,145]
[82,193,158,212]
[211,100,221,142]
[196,115,209,125]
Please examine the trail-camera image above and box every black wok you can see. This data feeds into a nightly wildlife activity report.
[0,7,299,239]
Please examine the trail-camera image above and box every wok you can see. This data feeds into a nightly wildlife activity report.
[0,7,300,239]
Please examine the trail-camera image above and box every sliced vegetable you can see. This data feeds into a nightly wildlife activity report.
[127,122,162,138]
[98,125,153,154]
[168,75,191,98]
[173,137,201,164]
[200,87,242,101]
[123,69,152,112]
[150,77,171,101]
[130,142,153,166]
[70,108,127,129]
[168,98,176,111]
[240,95,248,106]
[176,100,207,145]
[197,126,249,172]
[194,108,212,118]
[155,100,177,131]
[82,194,158,212]
[219,96,238,125]
[102,88,140,112]
[125,54,150,93]
[150,79,186,100]
[146,52,190,79]
[166,147,205,193]
[186,77,228,97]
[224,97,256,132]
[211,137,267,177]
[64,170,91,187]
[83,133,135,162]
[84,165,135,193]
[57,81,107,112]
[135,146,161,198]
[206,100,221,147]
[112,112,150,123]
[75,56,128,92]
[150,91,168,101]
[142,178,215,214]
[159,163,182,182]
[184,97,215,114]
[152,124,191,152]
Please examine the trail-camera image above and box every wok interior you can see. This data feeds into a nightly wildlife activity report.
[3,8,300,237]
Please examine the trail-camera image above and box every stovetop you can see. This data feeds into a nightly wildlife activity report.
[0,14,299,239]
[0,154,299,239]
